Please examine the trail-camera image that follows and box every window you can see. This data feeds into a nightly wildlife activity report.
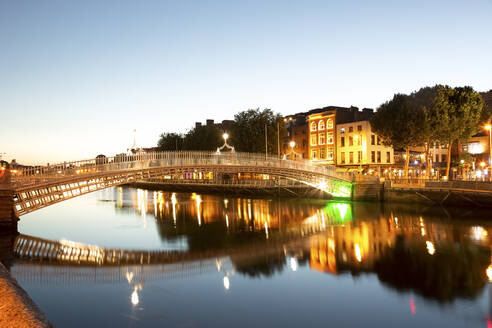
[341,136,345,147]
[318,133,325,145]
[327,119,334,129]
[357,125,362,131]
[435,154,439,163]
[328,148,334,161]
[386,151,390,163]
[371,135,375,146]
[358,151,362,163]
[318,120,325,130]
[311,134,317,146]
[349,152,354,164]
[340,152,345,164]
[377,136,381,145]
[377,151,381,163]
[371,151,375,163]
[310,122,317,132]
[349,136,353,146]
[340,128,345,133]
[441,154,447,162]
[311,150,317,159]
[327,132,334,144]
[355,136,361,146]
[349,126,353,133]
[302,139,307,147]
[320,148,326,159]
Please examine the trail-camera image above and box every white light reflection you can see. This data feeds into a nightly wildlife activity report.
[131,288,139,306]
[290,257,298,271]
[354,244,362,262]
[426,241,435,255]
[264,221,269,239]
[171,193,177,225]
[223,276,230,290]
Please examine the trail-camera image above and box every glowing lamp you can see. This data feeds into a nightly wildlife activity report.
[487,265,492,282]
[289,141,296,148]
[223,133,229,141]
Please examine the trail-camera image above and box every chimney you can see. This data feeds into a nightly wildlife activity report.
[195,122,202,128]
[206,119,214,126]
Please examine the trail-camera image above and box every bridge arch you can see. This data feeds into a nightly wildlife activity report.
[11,151,353,216]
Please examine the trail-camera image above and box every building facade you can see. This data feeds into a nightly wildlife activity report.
[336,120,394,169]
[307,111,336,164]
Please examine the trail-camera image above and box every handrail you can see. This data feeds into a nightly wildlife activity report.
[12,151,353,186]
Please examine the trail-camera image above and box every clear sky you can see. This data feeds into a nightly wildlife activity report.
[1,0,491,165]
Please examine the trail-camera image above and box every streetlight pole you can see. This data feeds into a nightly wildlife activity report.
[216,133,235,153]
[486,125,492,167]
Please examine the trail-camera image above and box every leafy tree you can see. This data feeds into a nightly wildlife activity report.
[231,108,286,155]
[182,124,222,151]
[371,94,424,176]
[407,86,441,176]
[157,133,184,151]
[432,86,489,179]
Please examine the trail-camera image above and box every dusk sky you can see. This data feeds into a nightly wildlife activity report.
[1,0,491,165]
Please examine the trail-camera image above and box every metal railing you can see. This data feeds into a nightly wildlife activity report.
[138,177,308,188]
[12,151,353,187]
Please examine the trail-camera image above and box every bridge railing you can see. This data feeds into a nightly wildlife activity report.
[12,151,353,187]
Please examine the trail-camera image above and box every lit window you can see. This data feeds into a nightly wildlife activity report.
[340,128,345,133]
[320,148,326,159]
[311,150,317,159]
[318,120,325,130]
[310,122,317,132]
[327,119,333,129]
[318,133,325,145]
[327,132,334,144]
[328,148,334,161]
[340,152,345,164]
[311,134,317,146]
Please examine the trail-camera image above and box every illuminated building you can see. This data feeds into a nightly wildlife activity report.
[308,110,336,164]
[336,120,394,170]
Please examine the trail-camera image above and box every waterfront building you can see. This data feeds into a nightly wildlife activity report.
[307,110,336,164]
[336,119,394,171]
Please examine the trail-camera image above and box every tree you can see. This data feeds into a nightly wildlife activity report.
[157,133,184,151]
[432,86,489,179]
[371,94,425,176]
[407,87,438,177]
[231,108,287,155]
[182,124,222,151]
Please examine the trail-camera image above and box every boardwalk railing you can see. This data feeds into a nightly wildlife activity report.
[12,151,353,187]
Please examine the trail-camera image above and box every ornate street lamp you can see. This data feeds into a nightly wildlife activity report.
[217,132,235,153]
[283,141,302,160]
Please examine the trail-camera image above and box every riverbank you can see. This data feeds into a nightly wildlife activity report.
[0,262,52,328]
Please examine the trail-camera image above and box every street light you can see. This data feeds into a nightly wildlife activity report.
[217,132,235,153]
[354,135,362,171]
[284,140,301,160]
[485,125,492,168]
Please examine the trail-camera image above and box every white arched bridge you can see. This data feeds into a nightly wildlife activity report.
[7,151,353,217]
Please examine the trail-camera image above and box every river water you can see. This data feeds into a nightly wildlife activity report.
[8,187,492,327]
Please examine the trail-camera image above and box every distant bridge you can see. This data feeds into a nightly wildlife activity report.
[8,151,353,216]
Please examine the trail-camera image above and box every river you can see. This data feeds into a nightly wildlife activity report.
[7,187,492,327]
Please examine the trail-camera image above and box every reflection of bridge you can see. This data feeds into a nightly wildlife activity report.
[10,203,344,284]
[9,152,353,216]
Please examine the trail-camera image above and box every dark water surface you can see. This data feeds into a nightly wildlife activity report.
[9,187,492,327]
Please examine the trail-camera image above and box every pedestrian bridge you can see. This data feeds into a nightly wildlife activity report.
[9,151,353,216]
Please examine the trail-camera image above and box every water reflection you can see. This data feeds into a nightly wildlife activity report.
[9,188,492,327]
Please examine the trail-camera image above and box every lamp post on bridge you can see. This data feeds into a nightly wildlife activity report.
[283,141,302,160]
[217,133,235,154]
